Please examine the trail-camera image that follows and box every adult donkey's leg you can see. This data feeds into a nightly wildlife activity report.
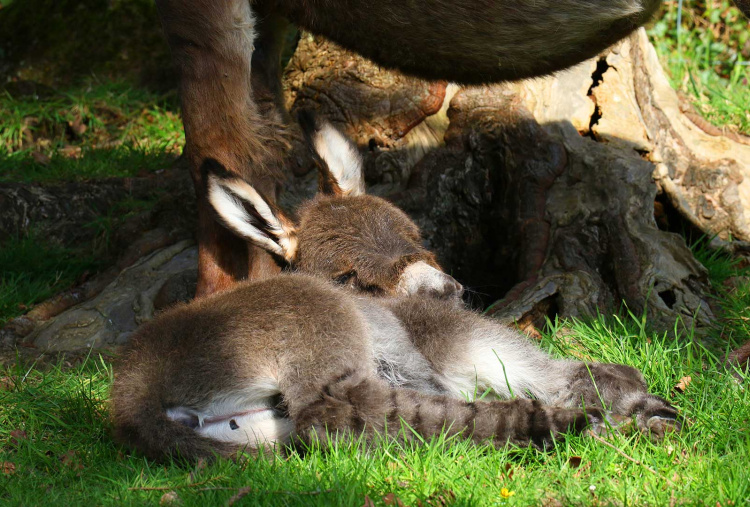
[155,0,285,297]
[249,8,293,120]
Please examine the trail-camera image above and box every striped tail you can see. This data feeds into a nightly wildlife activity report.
[291,370,603,449]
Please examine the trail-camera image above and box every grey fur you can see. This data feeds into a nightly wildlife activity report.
[110,119,679,461]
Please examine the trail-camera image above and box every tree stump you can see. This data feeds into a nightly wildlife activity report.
[4,29,749,356]
[283,29,749,331]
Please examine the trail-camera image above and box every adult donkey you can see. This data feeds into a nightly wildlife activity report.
[154,0,750,297]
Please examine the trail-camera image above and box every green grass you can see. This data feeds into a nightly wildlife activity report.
[0,0,171,87]
[0,80,182,153]
[0,79,180,319]
[1,4,749,505]
[0,145,178,183]
[0,234,103,325]
[691,240,750,351]
[648,0,750,135]
[0,79,180,324]
[0,79,182,182]
[1,252,749,506]
[0,193,159,325]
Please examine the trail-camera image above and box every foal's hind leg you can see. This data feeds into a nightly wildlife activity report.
[398,300,680,438]
[266,303,602,450]
[551,362,681,438]
[288,368,605,450]
[455,323,681,438]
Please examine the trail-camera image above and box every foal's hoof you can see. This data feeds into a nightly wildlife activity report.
[645,414,682,440]
[588,410,682,441]
[638,396,683,441]
[587,413,634,437]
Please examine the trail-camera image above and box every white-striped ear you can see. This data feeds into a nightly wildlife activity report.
[207,174,298,262]
[298,111,365,197]
[312,122,365,196]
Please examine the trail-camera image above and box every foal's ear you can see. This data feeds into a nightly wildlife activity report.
[298,110,365,197]
[205,161,298,263]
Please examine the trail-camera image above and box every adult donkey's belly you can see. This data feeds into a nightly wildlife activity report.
[274,0,661,84]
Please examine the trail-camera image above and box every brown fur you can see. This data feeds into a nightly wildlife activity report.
[205,115,463,299]
[274,0,661,84]
[111,124,679,461]
[295,195,441,295]
[111,275,611,460]
[153,0,670,295]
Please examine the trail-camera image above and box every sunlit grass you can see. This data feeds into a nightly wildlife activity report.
[0,79,181,183]
[648,0,750,134]
[1,249,748,505]
[0,79,182,154]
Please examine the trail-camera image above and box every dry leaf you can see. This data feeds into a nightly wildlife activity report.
[188,458,207,483]
[573,459,592,478]
[567,456,583,468]
[417,489,456,507]
[674,376,692,393]
[2,462,16,475]
[68,116,88,137]
[9,429,27,446]
[60,146,82,159]
[31,151,51,165]
[514,315,543,340]
[59,450,83,471]
[227,487,252,506]
[160,491,182,506]
[498,463,515,480]
[541,498,564,507]
[383,493,405,507]
[362,495,376,507]
[521,323,543,340]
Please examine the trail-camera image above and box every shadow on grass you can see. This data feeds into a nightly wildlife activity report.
[0,145,179,183]
[0,233,104,324]
[0,0,174,89]
[0,149,176,324]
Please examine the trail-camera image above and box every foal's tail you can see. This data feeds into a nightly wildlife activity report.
[291,370,603,450]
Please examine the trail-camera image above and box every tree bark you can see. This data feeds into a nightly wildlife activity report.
[4,29,749,356]
[282,29,749,330]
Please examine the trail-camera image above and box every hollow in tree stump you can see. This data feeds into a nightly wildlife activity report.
[282,29,750,331]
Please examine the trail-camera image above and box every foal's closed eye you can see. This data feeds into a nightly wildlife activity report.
[334,271,356,285]
[333,271,383,294]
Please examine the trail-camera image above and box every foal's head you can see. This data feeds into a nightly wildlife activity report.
[206,112,462,299]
